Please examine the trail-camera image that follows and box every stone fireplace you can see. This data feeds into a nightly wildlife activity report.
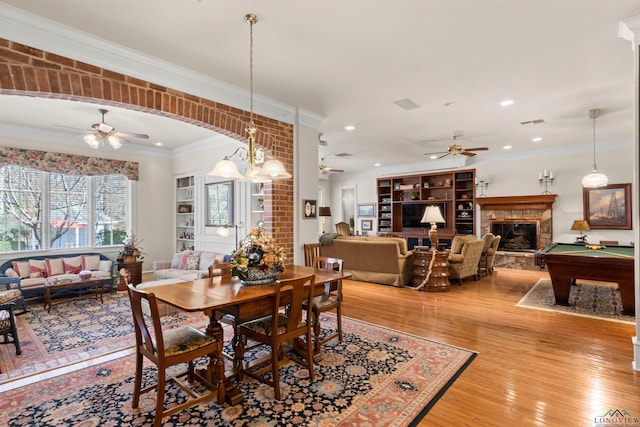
[476,195,557,269]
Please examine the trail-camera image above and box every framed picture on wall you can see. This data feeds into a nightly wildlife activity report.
[357,203,376,217]
[303,199,317,218]
[361,219,373,231]
[583,183,631,230]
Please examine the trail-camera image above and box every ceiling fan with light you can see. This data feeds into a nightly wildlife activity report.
[319,158,344,174]
[423,135,488,159]
[72,108,149,150]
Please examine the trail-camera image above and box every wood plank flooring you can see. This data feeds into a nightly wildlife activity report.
[339,268,640,426]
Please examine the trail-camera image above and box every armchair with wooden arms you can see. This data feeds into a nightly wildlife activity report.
[0,276,27,315]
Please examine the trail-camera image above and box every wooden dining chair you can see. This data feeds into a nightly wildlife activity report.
[307,256,344,352]
[237,274,315,400]
[127,285,225,426]
[303,243,321,267]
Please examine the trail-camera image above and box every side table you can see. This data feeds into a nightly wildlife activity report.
[117,260,143,286]
[412,249,450,291]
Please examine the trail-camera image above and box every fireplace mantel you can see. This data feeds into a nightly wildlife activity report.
[476,195,557,210]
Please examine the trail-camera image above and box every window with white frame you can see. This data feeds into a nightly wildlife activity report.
[0,165,129,253]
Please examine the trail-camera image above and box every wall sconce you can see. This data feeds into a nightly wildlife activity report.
[538,170,554,194]
[217,221,245,250]
[475,176,489,197]
[318,206,332,233]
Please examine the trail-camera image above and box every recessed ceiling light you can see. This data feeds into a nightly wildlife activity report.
[374,162,381,167]
[500,99,514,107]
[503,145,512,150]
[345,125,355,131]
[532,137,542,142]
[429,155,438,159]
[154,142,163,146]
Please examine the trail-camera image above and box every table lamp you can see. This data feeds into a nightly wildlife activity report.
[570,220,590,243]
[318,206,332,233]
[421,205,446,250]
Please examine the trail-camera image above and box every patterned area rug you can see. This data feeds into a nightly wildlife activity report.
[516,278,634,323]
[0,292,208,383]
[0,315,476,426]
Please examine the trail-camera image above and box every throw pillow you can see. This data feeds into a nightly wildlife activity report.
[45,258,65,276]
[82,255,101,271]
[29,259,48,278]
[184,255,200,270]
[11,261,30,278]
[63,256,83,274]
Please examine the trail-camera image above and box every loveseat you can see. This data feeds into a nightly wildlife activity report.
[152,250,229,281]
[319,235,413,286]
[0,253,115,298]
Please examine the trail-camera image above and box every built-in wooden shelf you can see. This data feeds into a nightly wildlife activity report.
[475,194,557,210]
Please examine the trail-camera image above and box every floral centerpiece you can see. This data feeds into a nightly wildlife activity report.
[119,233,145,262]
[231,227,285,284]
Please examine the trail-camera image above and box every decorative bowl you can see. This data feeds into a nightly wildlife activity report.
[79,270,92,280]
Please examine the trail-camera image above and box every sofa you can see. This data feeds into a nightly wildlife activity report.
[319,235,413,286]
[152,250,230,281]
[0,252,115,298]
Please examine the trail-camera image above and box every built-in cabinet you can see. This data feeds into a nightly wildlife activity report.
[377,169,476,248]
[249,182,266,228]
[176,175,195,252]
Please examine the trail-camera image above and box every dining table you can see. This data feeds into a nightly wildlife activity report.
[139,264,352,405]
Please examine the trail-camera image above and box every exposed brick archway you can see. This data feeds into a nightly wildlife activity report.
[0,38,294,258]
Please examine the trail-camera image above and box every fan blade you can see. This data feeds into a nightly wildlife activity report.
[464,147,489,151]
[461,151,477,156]
[328,169,344,173]
[115,131,149,139]
[423,151,448,156]
[54,125,92,132]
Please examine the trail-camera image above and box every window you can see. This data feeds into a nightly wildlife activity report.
[205,181,233,226]
[0,165,129,253]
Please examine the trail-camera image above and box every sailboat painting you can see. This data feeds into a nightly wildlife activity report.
[583,183,632,230]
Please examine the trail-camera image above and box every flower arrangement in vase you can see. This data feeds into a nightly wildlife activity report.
[119,233,145,263]
[231,227,285,284]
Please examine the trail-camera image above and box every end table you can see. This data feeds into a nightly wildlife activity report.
[412,248,450,291]
[117,260,143,286]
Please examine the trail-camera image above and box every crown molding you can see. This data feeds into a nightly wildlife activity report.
[0,3,323,129]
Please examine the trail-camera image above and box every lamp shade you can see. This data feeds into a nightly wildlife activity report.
[420,205,445,224]
[208,159,244,179]
[258,159,292,179]
[581,172,608,188]
[318,207,332,217]
[570,220,590,231]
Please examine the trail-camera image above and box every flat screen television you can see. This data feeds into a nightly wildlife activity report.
[402,203,445,228]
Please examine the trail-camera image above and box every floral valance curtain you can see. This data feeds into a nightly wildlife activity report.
[0,146,139,180]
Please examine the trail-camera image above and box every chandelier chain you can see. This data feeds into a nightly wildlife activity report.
[592,110,597,171]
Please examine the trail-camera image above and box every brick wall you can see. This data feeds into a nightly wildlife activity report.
[0,38,295,259]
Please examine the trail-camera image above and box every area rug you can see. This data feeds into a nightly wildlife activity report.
[516,278,634,324]
[0,315,477,426]
[0,292,209,383]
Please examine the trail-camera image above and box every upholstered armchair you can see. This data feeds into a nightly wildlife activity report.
[479,233,495,276]
[485,235,501,275]
[448,237,485,284]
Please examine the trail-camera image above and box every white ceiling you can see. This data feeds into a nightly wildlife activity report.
[0,1,639,173]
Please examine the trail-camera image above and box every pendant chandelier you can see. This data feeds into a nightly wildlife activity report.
[581,108,608,188]
[208,14,291,181]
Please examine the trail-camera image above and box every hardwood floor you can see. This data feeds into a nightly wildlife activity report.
[339,268,640,426]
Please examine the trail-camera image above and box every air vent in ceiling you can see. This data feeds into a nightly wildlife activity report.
[334,153,352,157]
[393,98,421,111]
[520,119,545,125]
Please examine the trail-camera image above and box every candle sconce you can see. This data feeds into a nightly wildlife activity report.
[475,176,489,197]
[538,170,554,194]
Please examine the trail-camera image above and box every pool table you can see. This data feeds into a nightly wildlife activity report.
[535,243,635,315]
